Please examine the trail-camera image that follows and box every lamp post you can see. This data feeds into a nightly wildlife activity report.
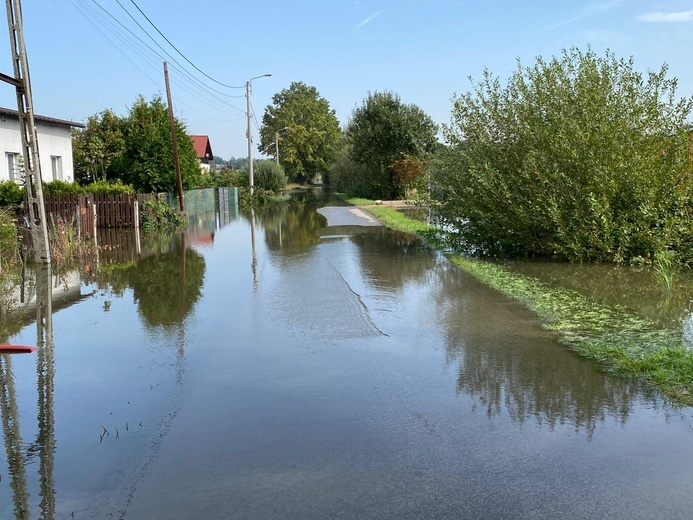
[274,126,288,165]
[246,73,272,196]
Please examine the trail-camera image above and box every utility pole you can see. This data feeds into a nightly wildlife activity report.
[246,80,254,196]
[164,61,185,213]
[246,73,271,196]
[2,0,50,263]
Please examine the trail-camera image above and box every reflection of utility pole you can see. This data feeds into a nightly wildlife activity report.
[0,264,55,519]
[34,263,55,518]
[177,233,186,383]
[2,0,50,263]
[250,209,258,291]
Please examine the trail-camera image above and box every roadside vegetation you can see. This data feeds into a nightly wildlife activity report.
[343,197,434,234]
[434,47,693,265]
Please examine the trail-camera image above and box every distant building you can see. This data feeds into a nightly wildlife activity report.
[0,107,84,183]
[191,135,214,173]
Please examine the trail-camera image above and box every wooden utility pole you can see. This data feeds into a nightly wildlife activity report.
[163,61,185,213]
[3,0,50,263]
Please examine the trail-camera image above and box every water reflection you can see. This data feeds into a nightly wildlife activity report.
[2,191,690,518]
[434,266,641,435]
[256,199,327,251]
[351,230,437,291]
[0,264,55,519]
[0,205,232,518]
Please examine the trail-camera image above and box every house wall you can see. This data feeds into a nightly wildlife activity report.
[0,116,76,183]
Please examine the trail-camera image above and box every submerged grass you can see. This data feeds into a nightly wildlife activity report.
[362,206,434,234]
[447,255,693,405]
[345,197,376,206]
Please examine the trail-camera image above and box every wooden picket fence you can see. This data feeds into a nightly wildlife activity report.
[24,188,237,238]
[25,192,155,237]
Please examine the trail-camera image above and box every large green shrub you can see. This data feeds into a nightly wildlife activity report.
[43,180,83,195]
[198,169,246,188]
[42,180,136,195]
[0,207,19,269]
[84,180,135,194]
[437,47,693,263]
[247,160,287,193]
[0,181,23,206]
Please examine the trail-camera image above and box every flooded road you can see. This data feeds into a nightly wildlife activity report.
[1,191,693,519]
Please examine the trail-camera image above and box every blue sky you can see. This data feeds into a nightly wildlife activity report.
[2,1,693,160]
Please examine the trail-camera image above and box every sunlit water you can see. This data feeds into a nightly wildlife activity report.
[1,190,693,519]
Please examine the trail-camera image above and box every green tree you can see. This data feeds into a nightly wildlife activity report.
[115,95,201,193]
[259,82,341,183]
[437,47,693,263]
[347,91,439,199]
[72,109,126,184]
[328,132,371,194]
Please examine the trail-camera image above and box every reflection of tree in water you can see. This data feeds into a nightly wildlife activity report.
[351,230,437,291]
[96,247,206,328]
[129,249,205,328]
[434,267,640,437]
[255,199,327,251]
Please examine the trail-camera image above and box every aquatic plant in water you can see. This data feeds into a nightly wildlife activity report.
[446,255,693,405]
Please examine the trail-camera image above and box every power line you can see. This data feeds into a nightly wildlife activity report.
[71,0,243,122]
[112,0,245,101]
[128,0,245,89]
[71,0,161,89]
[250,100,262,132]
[73,0,246,115]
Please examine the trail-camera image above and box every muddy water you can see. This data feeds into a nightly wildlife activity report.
[1,192,693,519]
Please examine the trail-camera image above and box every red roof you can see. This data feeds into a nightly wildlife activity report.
[190,135,214,160]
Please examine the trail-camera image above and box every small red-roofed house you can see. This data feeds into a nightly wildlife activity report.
[191,135,214,172]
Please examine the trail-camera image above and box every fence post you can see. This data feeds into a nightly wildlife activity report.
[133,199,139,229]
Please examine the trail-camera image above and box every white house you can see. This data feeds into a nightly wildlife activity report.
[0,107,84,183]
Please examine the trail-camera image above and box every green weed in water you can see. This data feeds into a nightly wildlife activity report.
[446,255,693,405]
[653,250,677,292]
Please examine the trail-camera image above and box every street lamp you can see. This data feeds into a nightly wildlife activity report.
[246,73,272,196]
[275,126,288,165]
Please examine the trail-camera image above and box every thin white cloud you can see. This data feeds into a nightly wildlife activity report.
[638,11,693,22]
[551,1,621,29]
[355,10,383,30]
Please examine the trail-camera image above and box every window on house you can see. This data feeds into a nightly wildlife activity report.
[5,152,20,182]
[51,156,63,181]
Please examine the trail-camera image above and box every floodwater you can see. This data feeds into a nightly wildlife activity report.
[1,190,693,519]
